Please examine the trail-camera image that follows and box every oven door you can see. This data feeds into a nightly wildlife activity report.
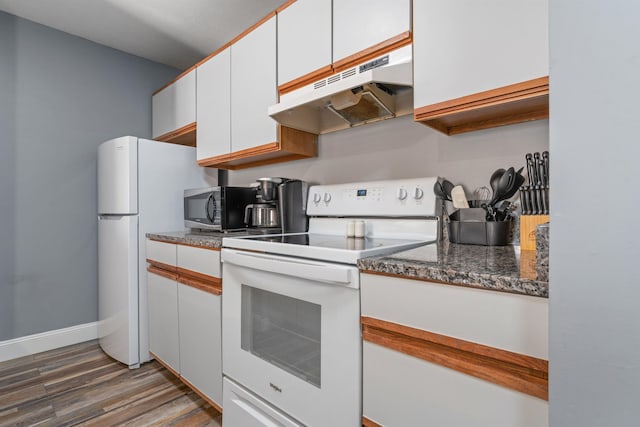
[222,248,361,427]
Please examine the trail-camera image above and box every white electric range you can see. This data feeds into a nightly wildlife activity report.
[221,177,438,427]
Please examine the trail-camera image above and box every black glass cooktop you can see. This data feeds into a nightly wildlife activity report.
[241,233,423,251]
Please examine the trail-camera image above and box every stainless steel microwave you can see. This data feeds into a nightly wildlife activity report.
[184,187,256,231]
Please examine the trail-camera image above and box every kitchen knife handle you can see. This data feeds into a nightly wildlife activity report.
[534,152,543,186]
[520,187,529,215]
[542,151,550,187]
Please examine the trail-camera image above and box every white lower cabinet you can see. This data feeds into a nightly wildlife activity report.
[146,239,223,409]
[364,342,547,427]
[147,270,180,373]
[361,273,549,426]
[178,283,222,405]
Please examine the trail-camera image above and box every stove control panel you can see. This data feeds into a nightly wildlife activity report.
[307,177,438,217]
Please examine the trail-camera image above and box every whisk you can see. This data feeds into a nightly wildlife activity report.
[472,186,491,207]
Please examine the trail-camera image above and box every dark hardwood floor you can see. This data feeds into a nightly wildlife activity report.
[0,340,222,426]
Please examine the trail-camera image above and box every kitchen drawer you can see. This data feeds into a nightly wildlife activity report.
[360,273,548,359]
[177,245,221,279]
[146,239,176,267]
[363,341,548,427]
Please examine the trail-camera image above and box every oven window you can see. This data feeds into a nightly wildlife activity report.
[241,285,321,388]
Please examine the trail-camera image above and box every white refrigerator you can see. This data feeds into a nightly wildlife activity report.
[98,136,213,368]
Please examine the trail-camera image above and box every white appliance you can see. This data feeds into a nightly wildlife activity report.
[221,177,438,427]
[98,136,212,368]
[268,45,413,135]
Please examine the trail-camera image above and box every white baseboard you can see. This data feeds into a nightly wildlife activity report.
[0,322,98,363]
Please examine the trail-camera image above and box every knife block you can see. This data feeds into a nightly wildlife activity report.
[520,215,549,251]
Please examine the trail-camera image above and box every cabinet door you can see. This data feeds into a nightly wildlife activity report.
[197,49,231,161]
[147,270,180,372]
[178,284,223,406]
[231,16,277,153]
[364,341,548,427]
[413,0,549,108]
[333,0,411,63]
[277,0,332,86]
[152,69,196,139]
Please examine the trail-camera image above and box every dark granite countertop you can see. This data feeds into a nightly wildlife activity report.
[146,230,251,249]
[358,241,548,298]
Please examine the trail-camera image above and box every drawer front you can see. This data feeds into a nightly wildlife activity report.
[361,274,548,359]
[146,239,176,266]
[363,341,548,427]
[177,244,221,278]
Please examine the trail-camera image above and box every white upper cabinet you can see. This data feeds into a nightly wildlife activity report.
[196,48,231,161]
[333,0,411,63]
[277,0,332,86]
[413,0,549,108]
[152,69,196,139]
[231,16,278,153]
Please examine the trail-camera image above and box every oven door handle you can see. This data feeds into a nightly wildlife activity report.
[223,250,356,286]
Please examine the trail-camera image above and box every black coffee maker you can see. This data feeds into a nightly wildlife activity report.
[244,178,309,233]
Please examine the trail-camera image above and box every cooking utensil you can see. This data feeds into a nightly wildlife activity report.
[451,185,469,208]
[433,181,452,201]
[489,168,505,201]
[489,167,514,206]
[502,170,525,201]
[442,179,455,201]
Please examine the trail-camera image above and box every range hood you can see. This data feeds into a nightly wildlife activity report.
[269,45,413,135]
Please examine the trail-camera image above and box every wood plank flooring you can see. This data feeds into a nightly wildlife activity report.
[0,340,222,426]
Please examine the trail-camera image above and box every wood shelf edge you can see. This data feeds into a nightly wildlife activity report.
[333,31,413,74]
[153,122,197,146]
[414,77,549,135]
[278,65,334,96]
[361,316,548,400]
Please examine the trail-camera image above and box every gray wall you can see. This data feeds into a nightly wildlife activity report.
[0,12,179,341]
[230,114,549,194]
[549,1,640,425]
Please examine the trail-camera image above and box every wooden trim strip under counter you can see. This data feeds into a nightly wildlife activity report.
[176,270,222,296]
[333,31,413,74]
[414,76,549,135]
[147,259,178,274]
[361,316,549,400]
[147,265,178,281]
[153,121,197,146]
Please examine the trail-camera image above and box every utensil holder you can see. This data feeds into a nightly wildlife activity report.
[447,208,513,246]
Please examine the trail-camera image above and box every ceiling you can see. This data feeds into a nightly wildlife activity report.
[0,0,288,70]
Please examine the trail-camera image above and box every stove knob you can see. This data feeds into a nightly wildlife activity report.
[323,192,332,203]
[313,193,322,203]
[397,188,408,200]
[414,188,424,200]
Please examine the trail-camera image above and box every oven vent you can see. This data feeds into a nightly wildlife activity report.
[341,68,357,79]
[327,75,341,85]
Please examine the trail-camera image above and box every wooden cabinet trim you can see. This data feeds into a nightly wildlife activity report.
[197,126,317,170]
[150,351,180,378]
[180,375,223,413]
[278,64,334,96]
[153,121,196,146]
[147,259,177,273]
[362,416,383,427]
[153,1,297,95]
[333,31,412,74]
[151,351,223,413]
[177,271,222,296]
[361,316,548,400]
[414,76,549,135]
[147,265,178,281]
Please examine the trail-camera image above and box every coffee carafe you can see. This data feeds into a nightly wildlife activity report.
[244,177,283,230]
[278,179,309,233]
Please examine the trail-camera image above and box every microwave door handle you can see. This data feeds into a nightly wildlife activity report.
[205,194,215,223]
[223,250,354,286]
